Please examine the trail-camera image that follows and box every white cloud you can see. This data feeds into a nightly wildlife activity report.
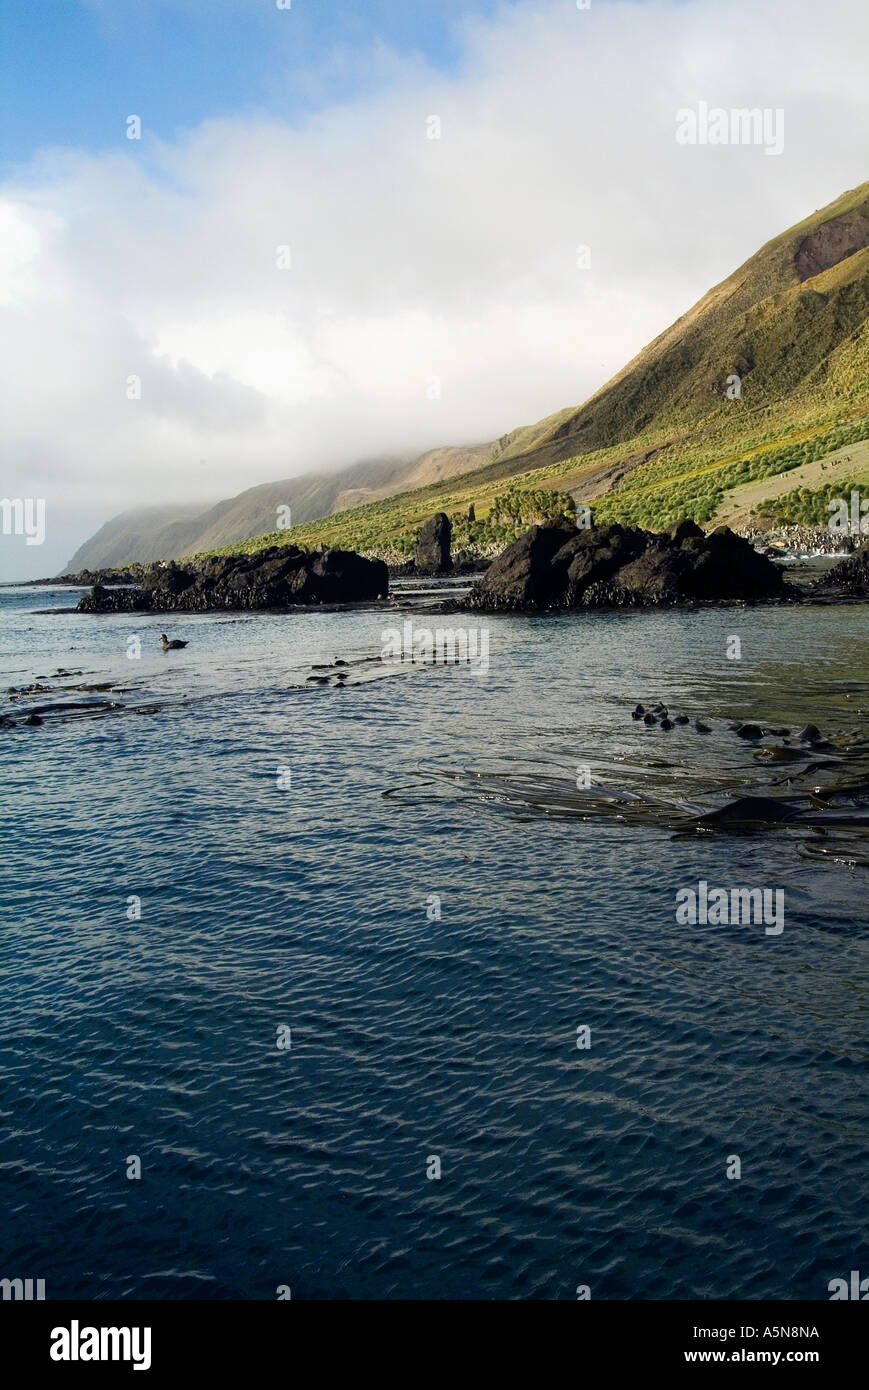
[2,0,868,576]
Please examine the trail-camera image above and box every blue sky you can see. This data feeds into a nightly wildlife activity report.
[0,0,510,170]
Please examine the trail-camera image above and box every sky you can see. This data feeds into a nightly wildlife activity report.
[1,0,868,578]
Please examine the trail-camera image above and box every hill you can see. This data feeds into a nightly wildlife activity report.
[63,445,491,572]
[210,180,869,560]
[67,181,869,570]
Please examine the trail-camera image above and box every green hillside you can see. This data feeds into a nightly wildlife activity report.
[201,182,869,561]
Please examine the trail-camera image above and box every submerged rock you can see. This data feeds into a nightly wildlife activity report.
[469,520,791,611]
[697,796,800,826]
[754,745,806,762]
[76,545,389,614]
[798,724,823,743]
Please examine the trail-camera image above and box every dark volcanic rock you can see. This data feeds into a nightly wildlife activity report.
[797,724,822,743]
[681,526,790,601]
[469,519,791,611]
[812,540,869,598]
[550,524,648,604]
[308,548,389,604]
[76,545,388,614]
[467,524,575,611]
[697,796,800,826]
[414,513,453,575]
[78,583,153,613]
[37,566,141,587]
[595,537,695,606]
[669,518,705,544]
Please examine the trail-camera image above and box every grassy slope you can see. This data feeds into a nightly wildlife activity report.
[200,182,869,561]
[715,436,869,528]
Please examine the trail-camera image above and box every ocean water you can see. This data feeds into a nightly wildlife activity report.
[1,582,867,1300]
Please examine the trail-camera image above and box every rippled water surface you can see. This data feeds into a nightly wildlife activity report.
[1,584,867,1299]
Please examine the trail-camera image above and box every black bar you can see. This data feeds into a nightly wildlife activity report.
[1,1300,864,1377]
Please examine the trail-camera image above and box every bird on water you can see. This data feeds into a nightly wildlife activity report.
[160,633,188,651]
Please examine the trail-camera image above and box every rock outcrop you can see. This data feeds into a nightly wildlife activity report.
[36,566,142,587]
[811,539,869,598]
[76,545,389,613]
[468,520,792,611]
[467,524,574,609]
[413,513,452,575]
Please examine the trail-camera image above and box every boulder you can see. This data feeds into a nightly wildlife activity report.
[414,512,453,575]
[680,526,790,601]
[309,548,389,603]
[469,518,791,611]
[467,524,576,611]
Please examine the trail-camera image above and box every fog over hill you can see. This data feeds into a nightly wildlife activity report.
[66,181,869,570]
[63,444,490,570]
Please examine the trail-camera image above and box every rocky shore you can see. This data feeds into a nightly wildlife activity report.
[42,512,869,617]
[76,545,388,613]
